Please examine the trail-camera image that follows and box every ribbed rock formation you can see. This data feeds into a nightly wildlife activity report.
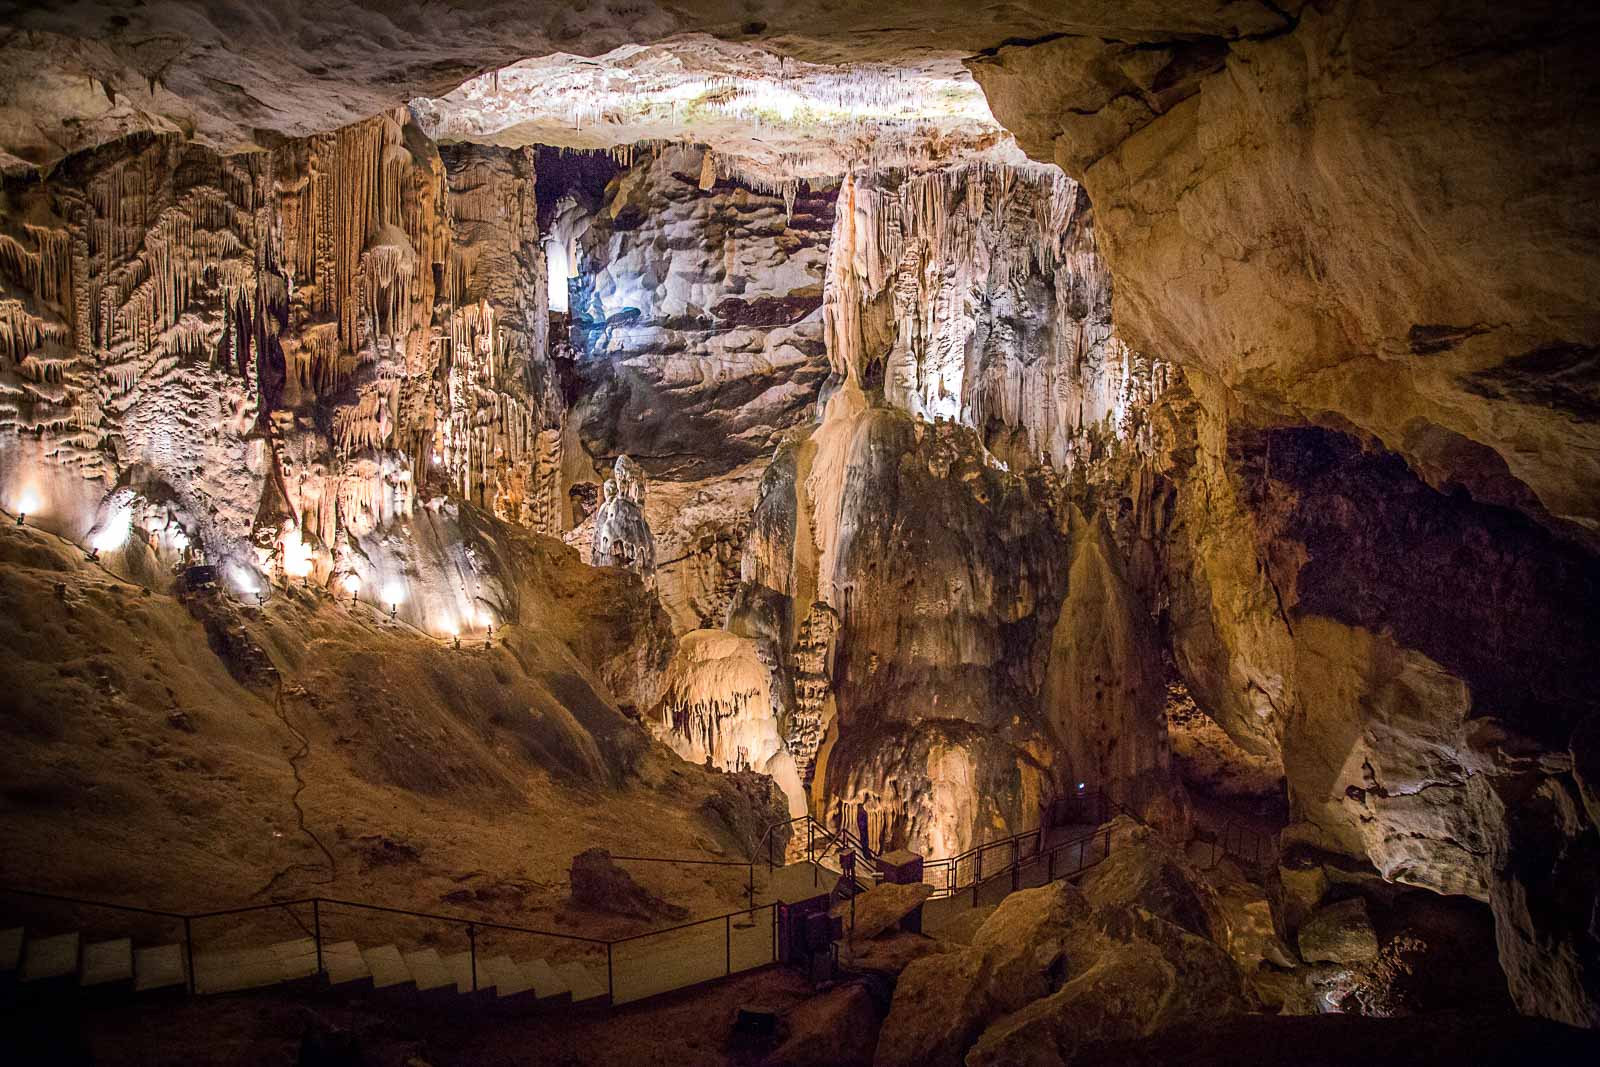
[0,111,570,636]
[721,161,1173,854]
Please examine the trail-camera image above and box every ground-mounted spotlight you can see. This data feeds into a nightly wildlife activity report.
[255,591,267,608]
[86,546,100,561]
[15,513,24,526]
[388,603,398,620]
[342,573,361,603]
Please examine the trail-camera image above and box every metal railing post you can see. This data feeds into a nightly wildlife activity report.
[313,899,324,977]
[1011,839,1020,891]
[1047,846,1056,882]
[607,941,614,1001]
[747,862,754,908]
[184,916,196,995]
[807,820,814,865]
[725,914,732,974]
[1104,828,1111,860]
[468,924,478,992]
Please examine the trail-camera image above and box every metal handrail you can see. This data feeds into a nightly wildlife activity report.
[609,853,758,907]
[0,883,780,1005]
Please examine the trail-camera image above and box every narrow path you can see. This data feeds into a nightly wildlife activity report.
[253,679,337,897]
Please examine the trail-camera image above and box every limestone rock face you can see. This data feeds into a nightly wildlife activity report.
[0,3,1291,173]
[0,113,568,640]
[650,629,806,817]
[566,145,833,632]
[1076,819,1222,942]
[724,161,1172,857]
[834,881,934,942]
[590,455,656,582]
[1298,898,1380,966]
[568,847,689,922]
[876,830,1247,1067]
[975,1,1600,543]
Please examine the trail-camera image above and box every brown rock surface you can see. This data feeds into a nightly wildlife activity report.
[1297,898,1380,966]
[763,982,882,1067]
[833,881,934,942]
[568,847,690,922]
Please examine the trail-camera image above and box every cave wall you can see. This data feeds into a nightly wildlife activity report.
[565,144,835,634]
[0,111,567,636]
[723,161,1176,855]
[970,0,1600,1023]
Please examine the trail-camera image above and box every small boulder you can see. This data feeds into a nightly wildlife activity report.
[568,848,688,921]
[1298,897,1379,964]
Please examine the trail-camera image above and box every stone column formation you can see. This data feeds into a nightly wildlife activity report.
[590,454,656,584]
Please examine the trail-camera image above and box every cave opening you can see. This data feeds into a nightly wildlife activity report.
[0,2,1597,1063]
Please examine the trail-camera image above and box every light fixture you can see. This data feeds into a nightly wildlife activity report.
[255,591,267,608]
[453,634,461,650]
[388,603,398,620]
[86,546,99,561]
[15,513,24,526]
[341,573,361,603]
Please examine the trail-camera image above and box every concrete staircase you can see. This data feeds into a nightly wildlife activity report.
[0,924,610,1010]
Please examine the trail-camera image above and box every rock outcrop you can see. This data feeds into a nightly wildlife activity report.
[875,829,1247,1067]
[568,847,688,922]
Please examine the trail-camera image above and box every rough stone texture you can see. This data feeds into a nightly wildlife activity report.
[590,454,656,582]
[763,981,882,1067]
[413,37,1025,187]
[0,3,1290,173]
[0,113,568,639]
[976,1,1600,544]
[567,847,689,922]
[1077,819,1223,943]
[566,144,833,633]
[1297,897,1380,965]
[733,162,1170,856]
[875,831,1247,1067]
[652,629,806,817]
[832,881,933,942]
[700,768,796,861]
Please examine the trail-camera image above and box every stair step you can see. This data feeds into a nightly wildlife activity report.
[322,941,370,986]
[0,928,23,973]
[402,949,454,993]
[441,951,491,995]
[481,955,531,999]
[360,944,413,990]
[272,937,320,982]
[80,938,133,986]
[522,958,570,1002]
[557,960,607,1004]
[21,932,79,982]
[193,945,286,994]
[133,944,188,992]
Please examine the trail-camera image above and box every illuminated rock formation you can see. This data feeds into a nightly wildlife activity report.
[565,144,833,632]
[590,454,656,583]
[0,111,569,637]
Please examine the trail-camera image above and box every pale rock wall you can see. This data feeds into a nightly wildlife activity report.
[567,144,833,632]
[649,628,807,818]
[0,112,568,638]
[725,161,1175,855]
